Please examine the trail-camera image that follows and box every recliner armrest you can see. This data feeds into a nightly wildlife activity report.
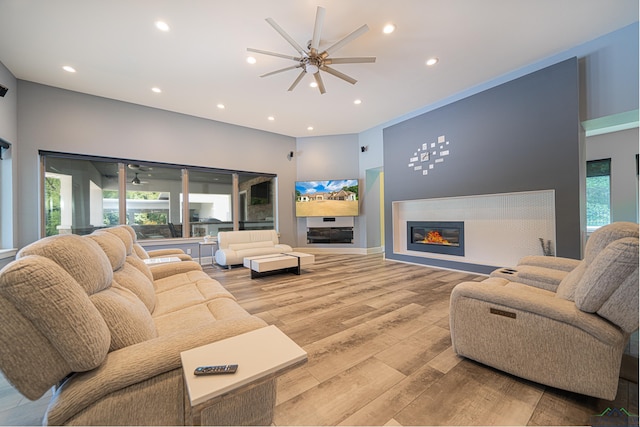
[45,316,267,425]
[518,255,580,272]
[149,261,203,280]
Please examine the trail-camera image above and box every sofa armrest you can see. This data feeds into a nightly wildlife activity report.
[147,248,186,257]
[149,260,203,280]
[517,255,581,272]
[45,316,267,425]
[450,281,622,345]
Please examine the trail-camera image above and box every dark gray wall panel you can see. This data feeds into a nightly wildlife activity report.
[383,58,580,271]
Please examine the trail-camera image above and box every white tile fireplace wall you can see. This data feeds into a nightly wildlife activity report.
[392,190,556,268]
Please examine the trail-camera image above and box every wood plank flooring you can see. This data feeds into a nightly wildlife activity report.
[212,254,638,426]
[0,253,636,425]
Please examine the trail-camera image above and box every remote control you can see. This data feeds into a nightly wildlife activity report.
[194,364,238,376]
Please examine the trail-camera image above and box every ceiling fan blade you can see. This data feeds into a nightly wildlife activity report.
[314,72,326,94]
[310,6,326,53]
[265,17,308,56]
[247,48,301,62]
[288,70,307,91]
[320,65,357,85]
[323,24,369,57]
[324,57,376,64]
[261,64,302,78]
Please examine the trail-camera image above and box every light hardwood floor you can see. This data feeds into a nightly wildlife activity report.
[0,253,636,425]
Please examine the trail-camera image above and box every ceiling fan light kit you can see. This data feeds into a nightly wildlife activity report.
[248,6,375,94]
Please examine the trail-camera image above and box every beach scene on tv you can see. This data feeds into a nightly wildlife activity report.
[295,179,359,217]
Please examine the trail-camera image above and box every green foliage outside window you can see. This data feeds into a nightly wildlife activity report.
[586,159,611,228]
[103,190,166,226]
[44,177,61,236]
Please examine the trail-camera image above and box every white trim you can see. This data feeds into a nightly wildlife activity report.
[0,249,17,260]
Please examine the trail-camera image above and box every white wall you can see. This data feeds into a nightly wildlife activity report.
[586,127,639,223]
[16,81,297,248]
[294,134,363,249]
[0,61,17,255]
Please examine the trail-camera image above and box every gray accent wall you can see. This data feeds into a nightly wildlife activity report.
[383,58,581,272]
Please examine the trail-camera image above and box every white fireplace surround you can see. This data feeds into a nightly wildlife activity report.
[392,190,556,268]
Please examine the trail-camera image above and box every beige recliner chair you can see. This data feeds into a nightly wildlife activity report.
[450,222,639,400]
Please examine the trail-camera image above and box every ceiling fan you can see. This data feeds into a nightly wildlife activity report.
[247,6,375,94]
[131,173,149,186]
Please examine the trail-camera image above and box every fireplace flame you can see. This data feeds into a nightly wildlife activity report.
[423,230,450,245]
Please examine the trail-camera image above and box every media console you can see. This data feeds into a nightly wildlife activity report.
[306,217,354,244]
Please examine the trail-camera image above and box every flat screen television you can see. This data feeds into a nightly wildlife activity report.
[295,179,359,217]
[250,181,270,205]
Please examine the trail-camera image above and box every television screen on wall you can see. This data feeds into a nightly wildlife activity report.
[295,179,359,217]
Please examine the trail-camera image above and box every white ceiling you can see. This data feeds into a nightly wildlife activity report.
[0,0,637,138]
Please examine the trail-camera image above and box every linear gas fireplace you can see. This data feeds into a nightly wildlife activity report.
[407,221,465,256]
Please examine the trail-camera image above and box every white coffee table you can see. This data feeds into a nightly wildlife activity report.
[243,252,315,279]
[180,325,307,425]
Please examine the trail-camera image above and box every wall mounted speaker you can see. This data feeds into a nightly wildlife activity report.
[0,84,8,97]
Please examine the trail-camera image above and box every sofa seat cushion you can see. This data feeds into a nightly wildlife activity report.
[154,270,223,293]
[153,298,260,336]
[153,279,234,316]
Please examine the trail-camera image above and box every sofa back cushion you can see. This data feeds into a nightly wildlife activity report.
[89,231,157,312]
[556,222,639,300]
[218,230,279,249]
[90,285,158,352]
[574,237,639,333]
[0,235,114,399]
[104,225,155,282]
[583,221,639,264]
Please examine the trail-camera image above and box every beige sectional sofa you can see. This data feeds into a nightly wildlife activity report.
[450,222,639,400]
[0,225,272,425]
[214,229,292,267]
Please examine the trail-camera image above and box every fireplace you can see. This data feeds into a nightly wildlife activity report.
[407,221,465,256]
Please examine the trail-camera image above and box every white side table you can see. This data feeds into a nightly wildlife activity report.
[142,256,181,265]
[197,240,218,266]
[180,325,307,425]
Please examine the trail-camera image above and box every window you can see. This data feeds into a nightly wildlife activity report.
[188,170,233,237]
[238,173,275,231]
[125,164,181,239]
[40,152,276,240]
[44,157,120,236]
[586,158,611,231]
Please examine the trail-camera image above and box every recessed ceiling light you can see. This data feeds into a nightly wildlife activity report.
[155,21,170,32]
[354,99,362,105]
[62,65,76,73]
[151,87,162,93]
[426,57,439,66]
[247,56,257,64]
[307,126,314,131]
[268,116,275,121]
[217,103,225,109]
[310,81,318,88]
[383,24,396,34]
